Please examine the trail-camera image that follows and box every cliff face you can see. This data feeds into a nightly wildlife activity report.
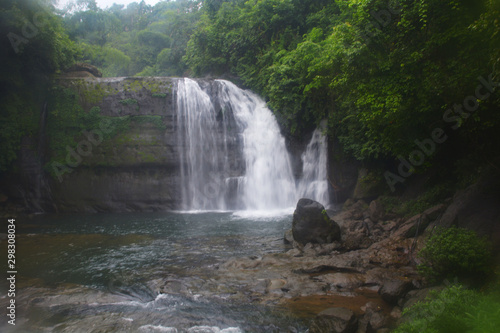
[6,76,345,213]
[48,77,181,212]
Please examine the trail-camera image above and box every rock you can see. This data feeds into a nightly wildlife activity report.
[378,279,413,305]
[65,62,102,77]
[292,198,341,245]
[422,204,446,221]
[343,233,373,251]
[401,286,446,310]
[368,311,388,330]
[362,302,389,330]
[286,248,302,257]
[356,318,376,333]
[395,204,446,238]
[436,171,500,250]
[394,214,429,238]
[284,229,294,245]
[390,306,402,320]
[353,168,385,200]
[369,199,385,222]
[309,307,358,333]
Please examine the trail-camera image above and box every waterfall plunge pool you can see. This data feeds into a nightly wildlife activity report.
[0,212,309,333]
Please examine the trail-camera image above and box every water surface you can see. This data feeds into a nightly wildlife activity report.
[1,212,307,332]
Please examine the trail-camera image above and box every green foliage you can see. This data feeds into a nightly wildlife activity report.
[46,86,101,162]
[0,0,78,172]
[418,227,493,283]
[380,184,452,217]
[184,0,500,170]
[119,98,138,105]
[63,0,202,77]
[152,93,167,98]
[132,115,166,130]
[394,284,500,333]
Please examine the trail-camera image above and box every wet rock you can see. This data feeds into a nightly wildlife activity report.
[284,229,294,245]
[303,242,320,256]
[292,198,341,245]
[316,242,341,256]
[309,307,358,333]
[378,279,413,305]
[266,279,287,294]
[286,248,302,257]
[343,234,373,251]
[362,302,390,331]
[356,318,376,333]
[390,306,402,320]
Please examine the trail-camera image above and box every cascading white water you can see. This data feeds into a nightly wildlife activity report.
[216,80,297,210]
[176,78,329,211]
[176,78,231,210]
[297,127,330,206]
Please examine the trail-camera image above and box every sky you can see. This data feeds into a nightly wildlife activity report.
[56,0,164,10]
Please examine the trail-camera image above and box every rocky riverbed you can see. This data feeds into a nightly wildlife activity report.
[150,198,448,333]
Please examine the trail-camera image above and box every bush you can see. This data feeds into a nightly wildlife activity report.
[393,285,500,333]
[393,285,478,333]
[418,227,493,283]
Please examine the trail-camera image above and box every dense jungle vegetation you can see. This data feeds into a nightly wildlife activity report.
[1,1,500,331]
[1,0,500,193]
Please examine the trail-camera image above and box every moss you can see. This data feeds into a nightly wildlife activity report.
[132,115,166,130]
[119,98,138,105]
[45,86,131,178]
[73,79,117,106]
[152,93,167,98]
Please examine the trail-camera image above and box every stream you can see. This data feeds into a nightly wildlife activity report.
[0,211,309,332]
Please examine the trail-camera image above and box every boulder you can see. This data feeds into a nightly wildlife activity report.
[292,198,341,245]
[378,279,413,305]
[309,307,358,333]
[436,171,500,249]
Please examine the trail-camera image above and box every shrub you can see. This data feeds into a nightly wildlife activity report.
[418,227,493,283]
[393,285,500,333]
[393,285,478,333]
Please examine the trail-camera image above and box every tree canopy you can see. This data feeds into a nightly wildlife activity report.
[1,0,499,184]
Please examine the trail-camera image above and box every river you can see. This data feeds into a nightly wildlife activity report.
[1,211,309,332]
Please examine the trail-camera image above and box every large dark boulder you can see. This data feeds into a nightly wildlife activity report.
[292,198,341,244]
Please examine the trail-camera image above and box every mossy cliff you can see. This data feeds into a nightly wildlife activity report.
[44,77,179,212]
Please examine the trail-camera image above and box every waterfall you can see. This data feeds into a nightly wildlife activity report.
[216,80,297,210]
[175,78,328,211]
[297,127,330,206]
[176,78,232,210]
